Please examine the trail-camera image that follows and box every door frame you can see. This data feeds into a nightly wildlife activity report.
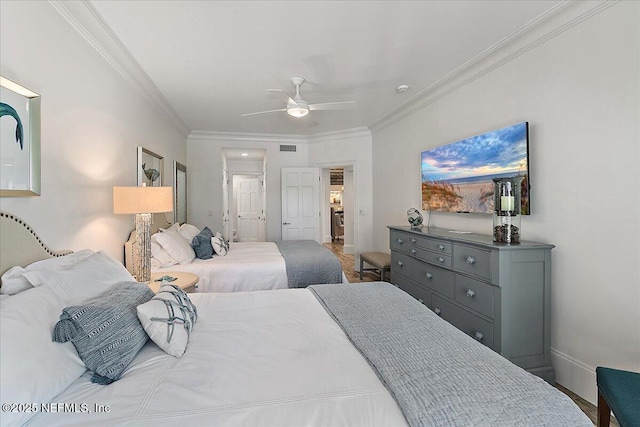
[316,160,359,259]
[229,172,266,242]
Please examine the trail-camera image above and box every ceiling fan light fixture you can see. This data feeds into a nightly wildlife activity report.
[287,106,309,118]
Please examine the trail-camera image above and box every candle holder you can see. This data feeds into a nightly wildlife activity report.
[493,177,523,244]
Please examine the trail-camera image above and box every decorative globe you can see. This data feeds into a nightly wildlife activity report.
[407,208,423,229]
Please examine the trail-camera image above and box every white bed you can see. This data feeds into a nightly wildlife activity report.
[153,241,348,293]
[0,212,592,427]
[125,221,347,292]
[153,241,291,292]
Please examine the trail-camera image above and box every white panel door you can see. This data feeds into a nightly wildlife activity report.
[281,167,320,242]
[236,176,260,242]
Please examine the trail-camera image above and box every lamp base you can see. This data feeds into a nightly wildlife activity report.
[134,213,152,282]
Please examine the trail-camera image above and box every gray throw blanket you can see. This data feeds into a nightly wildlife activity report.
[308,282,591,427]
[275,240,342,288]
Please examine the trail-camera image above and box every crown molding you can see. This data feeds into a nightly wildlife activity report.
[307,127,371,144]
[188,130,309,144]
[49,0,191,137]
[370,0,619,134]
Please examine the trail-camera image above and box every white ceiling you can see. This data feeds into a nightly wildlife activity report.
[86,0,561,136]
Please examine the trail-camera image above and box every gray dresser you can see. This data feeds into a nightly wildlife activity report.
[388,225,555,383]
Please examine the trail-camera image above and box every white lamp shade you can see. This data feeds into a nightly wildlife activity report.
[113,186,173,214]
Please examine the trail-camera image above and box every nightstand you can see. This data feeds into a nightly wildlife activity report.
[148,272,199,293]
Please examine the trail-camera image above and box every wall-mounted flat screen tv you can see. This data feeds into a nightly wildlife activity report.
[421,122,530,214]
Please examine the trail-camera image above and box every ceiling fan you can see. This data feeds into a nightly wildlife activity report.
[242,76,355,118]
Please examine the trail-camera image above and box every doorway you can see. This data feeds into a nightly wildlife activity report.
[221,148,267,242]
[320,163,356,256]
[232,174,264,242]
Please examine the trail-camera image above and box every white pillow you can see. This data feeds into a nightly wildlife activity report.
[178,223,200,242]
[23,251,135,306]
[137,283,198,358]
[211,233,229,256]
[0,285,87,427]
[150,234,178,268]
[160,223,180,233]
[0,249,95,295]
[155,228,196,265]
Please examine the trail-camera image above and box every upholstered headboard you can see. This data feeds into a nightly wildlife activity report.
[0,211,72,277]
[123,213,173,274]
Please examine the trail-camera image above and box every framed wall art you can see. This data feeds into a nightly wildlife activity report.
[0,76,41,197]
[137,147,163,187]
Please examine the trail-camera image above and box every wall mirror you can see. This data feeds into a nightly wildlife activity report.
[173,161,187,223]
[137,147,163,187]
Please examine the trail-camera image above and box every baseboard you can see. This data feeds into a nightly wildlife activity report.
[343,244,354,254]
[322,234,332,243]
[551,348,597,405]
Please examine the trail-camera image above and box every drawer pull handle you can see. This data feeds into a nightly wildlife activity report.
[438,244,445,250]
[411,238,417,243]
[397,238,403,244]
[473,331,484,341]
[411,249,417,254]
[466,256,475,265]
[434,307,441,316]
[466,289,475,298]
[418,298,424,304]
[426,273,433,280]
[397,261,404,267]
[438,257,445,263]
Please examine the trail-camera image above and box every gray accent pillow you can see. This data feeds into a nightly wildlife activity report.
[52,282,155,384]
[192,226,215,260]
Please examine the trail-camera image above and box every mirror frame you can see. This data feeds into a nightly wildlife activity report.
[173,161,187,223]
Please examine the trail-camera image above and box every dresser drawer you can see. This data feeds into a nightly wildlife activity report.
[454,244,491,281]
[454,275,494,318]
[391,251,412,277]
[394,274,431,307]
[390,231,410,254]
[432,295,494,349]
[414,247,452,268]
[425,238,452,255]
[412,262,454,299]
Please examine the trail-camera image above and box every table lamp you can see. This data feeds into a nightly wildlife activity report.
[113,186,173,282]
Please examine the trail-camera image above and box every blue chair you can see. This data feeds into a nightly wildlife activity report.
[596,366,640,427]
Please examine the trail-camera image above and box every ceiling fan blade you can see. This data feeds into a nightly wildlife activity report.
[241,108,287,117]
[266,89,297,106]
[309,101,356,111]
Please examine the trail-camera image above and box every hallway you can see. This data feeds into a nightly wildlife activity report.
[323,240,381,283]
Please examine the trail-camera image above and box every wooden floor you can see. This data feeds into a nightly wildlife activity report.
[324,239,611,427]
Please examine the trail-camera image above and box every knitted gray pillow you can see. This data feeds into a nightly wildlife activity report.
[191,226,215,260]
[52,282,155,384]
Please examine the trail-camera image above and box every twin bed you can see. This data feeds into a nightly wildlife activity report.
[0,211,592,426]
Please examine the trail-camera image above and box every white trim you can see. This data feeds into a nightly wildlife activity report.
[370,0,619,133]
[189,130,308,144]
[551,348,597,405]
[49,0,190,137]
[307,127,371,144]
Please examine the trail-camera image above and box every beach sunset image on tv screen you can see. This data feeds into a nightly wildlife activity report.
[421,122,530,214]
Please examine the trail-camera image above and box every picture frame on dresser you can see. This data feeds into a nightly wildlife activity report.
[388,225,555,384]
[0,76,41,197]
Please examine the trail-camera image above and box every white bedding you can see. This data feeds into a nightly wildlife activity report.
[26,289,406,426]
[154,242,288,292]
[153,241,347,292]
